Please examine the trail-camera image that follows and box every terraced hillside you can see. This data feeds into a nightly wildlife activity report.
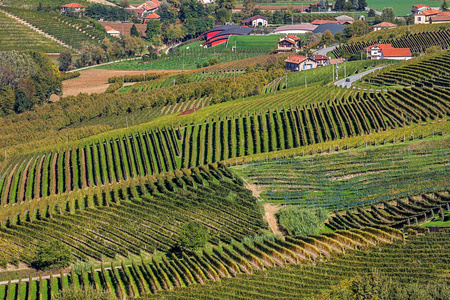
[328,191,450,230]
[234,137,450,208]
[148,232,449,300]
[0,10,67,52]
[0,83,448,206]
[0,165,265,266]
[333,29,450,57]
[2,7,110,50]
[365,50,450,87]
[0,226,404,299]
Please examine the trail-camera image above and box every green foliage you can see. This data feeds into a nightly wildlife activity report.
[277,207,328,236]
[58,50,73,72]
[130,24,140,38]
[146,19,161,41]
[54,285,114,300]
[32,240,74,270]
[381,7,395,22]
[179,221,209,250]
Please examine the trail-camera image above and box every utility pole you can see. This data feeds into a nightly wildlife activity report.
[332,65,334,81]
[344,61,346,78]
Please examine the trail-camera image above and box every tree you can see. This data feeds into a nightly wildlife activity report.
[358,0,367,10]
[146,19,161,41]
[352,0,358,10]
[442,0,449,11]
[321,29,334,45]
[120,0,129,7]
[216,7,231,23]
[334,0,345,10]
[368,8,375,17]
[130,24,140,37]
[57,50,73,71]
[217,0,236,10]
[318,0,327,11]
[179,221,208,250]
[242,0,256,16]
[32,240,73,270]
[334,32,343,45]
[381,7,395,22]
[344,20,371,38]
[0,86,15,116]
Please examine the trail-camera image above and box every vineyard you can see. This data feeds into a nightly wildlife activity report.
[333,29,450,57]
[364,50,450,87]
[234,137,450,208]
[0,164,265,266]
[1,7,110,50]
[0,10,67,52]
[148,232,449,299]
[0,226,406,299]
[327,191,450,230]
[0,83,448,204]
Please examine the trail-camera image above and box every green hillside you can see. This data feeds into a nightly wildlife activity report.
[0,10,67,52]
[367,0,444,16]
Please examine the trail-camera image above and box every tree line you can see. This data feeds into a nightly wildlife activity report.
[0,51,62,116]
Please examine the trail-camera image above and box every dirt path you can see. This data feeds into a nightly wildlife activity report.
[51,69,182,100]
[264,203,282,236]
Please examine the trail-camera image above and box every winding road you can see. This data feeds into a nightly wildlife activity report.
[334,66,385,88]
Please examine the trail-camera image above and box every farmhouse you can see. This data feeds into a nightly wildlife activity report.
[103,25,121,38]
[271,24,318,35]
[284,55,317,72]
[310,54,330,67]
[373,22,397,31]
[241,15,268,27]
[365,44,412,60]
[430,12,450,24]
[60,3,85,14]
[277,35,302,53]
[100,22,147,38]
[202,25,253,47]
[144,12,160,23]
[138,0,162,15]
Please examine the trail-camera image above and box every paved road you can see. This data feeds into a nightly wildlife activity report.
[314,45,338,56]
[334,66,385,88]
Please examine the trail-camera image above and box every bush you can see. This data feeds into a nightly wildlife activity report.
[179,221,208,250]
[276,207,328,236]
[61,72,80,81]
[32,240,74,270]
[54,285,114,300]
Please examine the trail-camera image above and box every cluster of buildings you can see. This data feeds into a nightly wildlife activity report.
[413,4,450,24]
[125,0,161,22]
[284,55,345,72]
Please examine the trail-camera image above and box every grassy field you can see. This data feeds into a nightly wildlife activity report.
[367,0,444,16]
[1,0,91,9]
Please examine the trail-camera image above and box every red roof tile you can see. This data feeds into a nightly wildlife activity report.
[144,12,160,20]
[329,58,344,64]
[284,55,307,64]
[364,44,393,50]
[421,9,440,16]
[382,48,412,57]
[286,34,301,41]
[431,15,450,21]
[374,22,397,28]
[61,3,85,8]
[412,4,430,9]
[311,54,329,60]
[312,20,340,25]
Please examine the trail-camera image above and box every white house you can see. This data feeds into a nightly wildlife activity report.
[285,55,317,72]
[365,44,412,61]
[373,22,397,31]
[241,15,268,27]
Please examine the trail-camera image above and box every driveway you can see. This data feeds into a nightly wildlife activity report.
[334,66,385,88]
[314,45,338,56]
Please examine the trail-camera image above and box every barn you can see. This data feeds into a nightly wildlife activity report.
[202,25,254,47]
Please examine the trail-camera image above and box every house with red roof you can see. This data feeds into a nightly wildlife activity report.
[60,3,85,14]
[144,12,160,23]
[125,8,145,18]
[277,35,302,53]
[430,11,450,24]
[310,54,330,67]
[138,0,162,16]
[412,4,447,24]
[241,15,268,27]
[365,44,412,61]
[284,55,317,72]
[373,22,397,31]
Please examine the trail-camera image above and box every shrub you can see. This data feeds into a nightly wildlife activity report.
[276,207,328,236]
[32,240,74,270]
[179,221,208,250]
